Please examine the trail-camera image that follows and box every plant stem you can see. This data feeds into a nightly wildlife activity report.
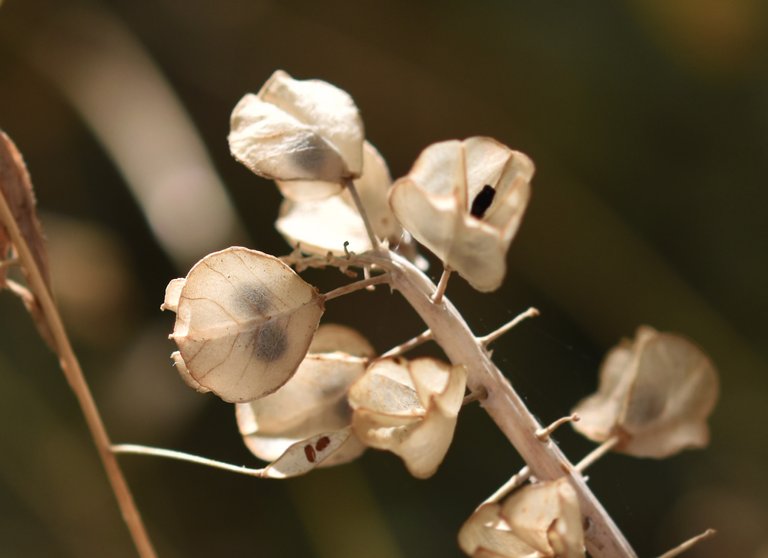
[432,267,452,304]
[322,273,389,301]
[113,444,266,477]
[0,195,156,557]
[478,307,540,346]
[344,178,381,251]
[481,414,580,506]
[574,436,620,473]
[349,250,636,558]
[482,465,531,506]
[381,328,432,357]
[536,413,580,441]
[658,529,716,558]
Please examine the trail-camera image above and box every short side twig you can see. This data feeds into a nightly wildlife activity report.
[481,465,531,506]
[344,178,381,251]
[381,328,433,358]
[658,528,716,558]
[322,273,389,301]
[478,307,540,346]
[575,436,620,473]
[432,267,452,304]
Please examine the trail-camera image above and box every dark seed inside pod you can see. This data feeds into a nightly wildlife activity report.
[470,185,496,218]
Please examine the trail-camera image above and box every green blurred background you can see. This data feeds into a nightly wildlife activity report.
[1,0,767,556]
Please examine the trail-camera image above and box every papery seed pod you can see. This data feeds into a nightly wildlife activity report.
[259,428,355,479]
[572,326,719,458]
[228,70,364,199]
[276,141,404,254]
[236,324,373,468]
[389,137,533,292]
[348,356,467,479]
[459,479,584,558]
[162,247,324,403]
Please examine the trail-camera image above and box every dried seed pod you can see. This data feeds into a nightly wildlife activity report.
[260,428,354,479]
[348,356,467,479]
[276,141,404,254]
[572,326,719,458]
[389,137,533,292]
[163,247,324,403]
[236,324,372,468]
[459,478,584,558]
[228,70,364,198]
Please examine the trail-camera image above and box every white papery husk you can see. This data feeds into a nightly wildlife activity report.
[236,324,373,468]
[162,247,324,403]
[228,70,364,199]
[389,137,533,292]
[276,141,403,255]
[572,326,719,458]
[348,356,467,479]
[458,478,584,558]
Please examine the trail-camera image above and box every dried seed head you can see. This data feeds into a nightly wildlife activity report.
[236,324,373,469]
[163,247,324,403]
[348,356,467,478]
[389,137,533,292]
[228,70,364,198]
[276,141,405,255]
[259,428,355,479]
[572,326,719,458]
[459,478,584,558]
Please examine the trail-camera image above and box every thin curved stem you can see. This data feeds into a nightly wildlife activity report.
[344,178,381,250]
[536,413,580,441]
[0,193,156,558]
[113,444,266,477]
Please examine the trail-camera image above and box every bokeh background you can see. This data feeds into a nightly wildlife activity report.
[2,0,767,556]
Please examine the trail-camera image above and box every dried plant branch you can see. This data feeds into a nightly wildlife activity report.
[482,465,531,506]
[658,528,716,558]
[536,413,580,441]
[330,249,636,558]
[432,267,452,304]
[482,414,582,506]
[574,436,621,473]
[478,306,540,346]
[381,328,433,357]
[0,176,156,558]
[322,273,389,301]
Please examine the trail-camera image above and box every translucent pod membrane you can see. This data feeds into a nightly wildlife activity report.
[236,324,374,470]
[572,326,719,458]
[163,246,324,403]
[389,137,533,292]
[228,69,364,194]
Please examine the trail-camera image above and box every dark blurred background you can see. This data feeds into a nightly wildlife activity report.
[1,0,767,556]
